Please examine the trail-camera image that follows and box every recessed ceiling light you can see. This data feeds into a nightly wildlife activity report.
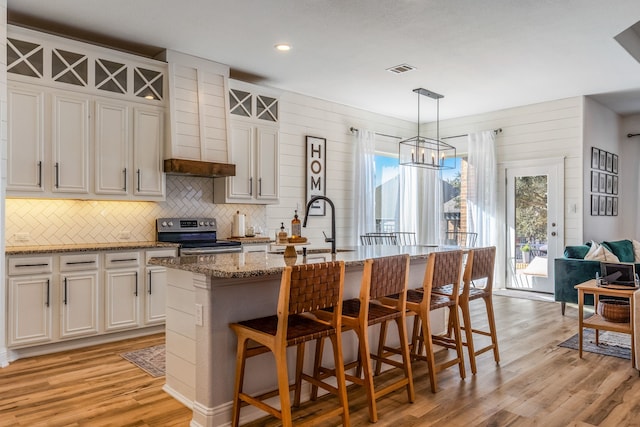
[274,43,291,52]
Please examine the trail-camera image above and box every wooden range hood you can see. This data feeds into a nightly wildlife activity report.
[163,159,236,178]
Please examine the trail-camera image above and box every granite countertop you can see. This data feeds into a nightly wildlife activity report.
[6,241,179,255]
[148,245,448,279]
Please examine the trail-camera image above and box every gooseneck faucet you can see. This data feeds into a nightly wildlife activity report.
[303,195,336,254]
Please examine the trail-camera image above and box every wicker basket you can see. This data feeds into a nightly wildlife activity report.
[597,299,630,323]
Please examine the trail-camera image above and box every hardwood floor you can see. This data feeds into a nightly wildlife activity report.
[1,296,638,426]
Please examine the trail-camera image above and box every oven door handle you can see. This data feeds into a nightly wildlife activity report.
[181,247,243,255]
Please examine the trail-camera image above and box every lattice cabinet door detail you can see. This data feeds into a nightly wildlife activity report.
[7,26,166,104]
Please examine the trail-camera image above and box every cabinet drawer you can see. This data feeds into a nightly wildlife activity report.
[8,256,53,275]
[60,253,99,271]
[145,248,177,263]
[104,252,140,268]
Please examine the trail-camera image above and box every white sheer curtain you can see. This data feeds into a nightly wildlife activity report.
[352,129,376,244]
[399,166,442,245]
[467,130,497,247]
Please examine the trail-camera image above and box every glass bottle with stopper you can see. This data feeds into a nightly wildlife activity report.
[278,223,288,244]
[291,210,301,238]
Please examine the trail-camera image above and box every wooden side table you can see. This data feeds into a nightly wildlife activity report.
[575,279,636,367]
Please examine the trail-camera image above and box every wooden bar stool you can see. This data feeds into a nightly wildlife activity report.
[311,254,415,422]
[378,250,465,393]
[435,246,499,374]
[229,261,350,427]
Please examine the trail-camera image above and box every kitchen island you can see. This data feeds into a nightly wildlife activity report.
[149,245,453,427]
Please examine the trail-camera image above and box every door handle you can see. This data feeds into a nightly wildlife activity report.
[551,232,557,237]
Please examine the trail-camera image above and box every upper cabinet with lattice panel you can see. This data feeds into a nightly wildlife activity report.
[7,25,166,104]
[229,81,279,123]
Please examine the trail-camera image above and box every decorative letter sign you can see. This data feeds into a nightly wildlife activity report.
[306,136,326,216]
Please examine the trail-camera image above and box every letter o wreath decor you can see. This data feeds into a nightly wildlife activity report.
[306,135,326,216]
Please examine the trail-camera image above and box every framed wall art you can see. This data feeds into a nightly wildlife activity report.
[591,195,599,216]
[306,135,327,216]
[591,147,600,169]
[599,196,606,216]
[590,147,619,216]
[591,171,599,192]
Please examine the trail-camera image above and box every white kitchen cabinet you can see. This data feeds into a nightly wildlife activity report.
[133,107,165,197]
[59,253,100,339]
[51,92,90,194]
[144,267,166,325]
[104,252,140,332]
[7,85,45,193]
[7,26,167,201]
[7,256,54,347]
[255,126,279,200]
[94,102,165,198]
[214,121,279,204]
[143,248,175,325]
[95,100,129,195]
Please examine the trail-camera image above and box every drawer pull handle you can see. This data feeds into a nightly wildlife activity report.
[65,260,96,265]
[15,263,50,268]
[110,258,137,263]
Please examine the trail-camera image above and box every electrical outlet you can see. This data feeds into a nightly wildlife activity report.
[118,231,131,240]
[195,304,203,326]
[14,232,30,242]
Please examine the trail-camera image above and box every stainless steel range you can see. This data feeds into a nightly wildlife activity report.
[156,217,242,255]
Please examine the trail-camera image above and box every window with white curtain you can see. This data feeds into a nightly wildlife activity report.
[374,154,399,232]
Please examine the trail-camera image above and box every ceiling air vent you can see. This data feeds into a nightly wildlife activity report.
[386,63,416,74]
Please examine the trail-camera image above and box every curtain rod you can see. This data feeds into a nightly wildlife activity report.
[349,127,401,140]
[628,133,640,138]
[350,126,503,140]
[441,128,503,140]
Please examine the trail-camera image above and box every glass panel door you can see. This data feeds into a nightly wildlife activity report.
[506,161,563,293]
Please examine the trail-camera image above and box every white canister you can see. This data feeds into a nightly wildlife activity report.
[232,211,245,237]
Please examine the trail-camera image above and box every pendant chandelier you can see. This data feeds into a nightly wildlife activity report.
[399,88,456,170]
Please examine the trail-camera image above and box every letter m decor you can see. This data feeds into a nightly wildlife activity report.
[306,136,326,216]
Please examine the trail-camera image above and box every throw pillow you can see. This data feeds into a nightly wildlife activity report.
[564,245,590,259]
[602,239,634,263]
[584,241,620,262]
[633,240,640,262]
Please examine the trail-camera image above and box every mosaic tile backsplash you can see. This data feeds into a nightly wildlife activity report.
[5,175,267,246]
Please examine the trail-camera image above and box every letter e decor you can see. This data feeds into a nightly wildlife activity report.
[306,135,326,216]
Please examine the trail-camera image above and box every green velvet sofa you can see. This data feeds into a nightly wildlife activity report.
[554,239,638,314]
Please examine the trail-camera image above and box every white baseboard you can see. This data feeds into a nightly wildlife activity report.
[3,325,164,364]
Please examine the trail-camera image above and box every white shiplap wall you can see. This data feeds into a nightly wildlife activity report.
[420,96,585,287]
[429,96,584,245]
[269,91,416,248]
